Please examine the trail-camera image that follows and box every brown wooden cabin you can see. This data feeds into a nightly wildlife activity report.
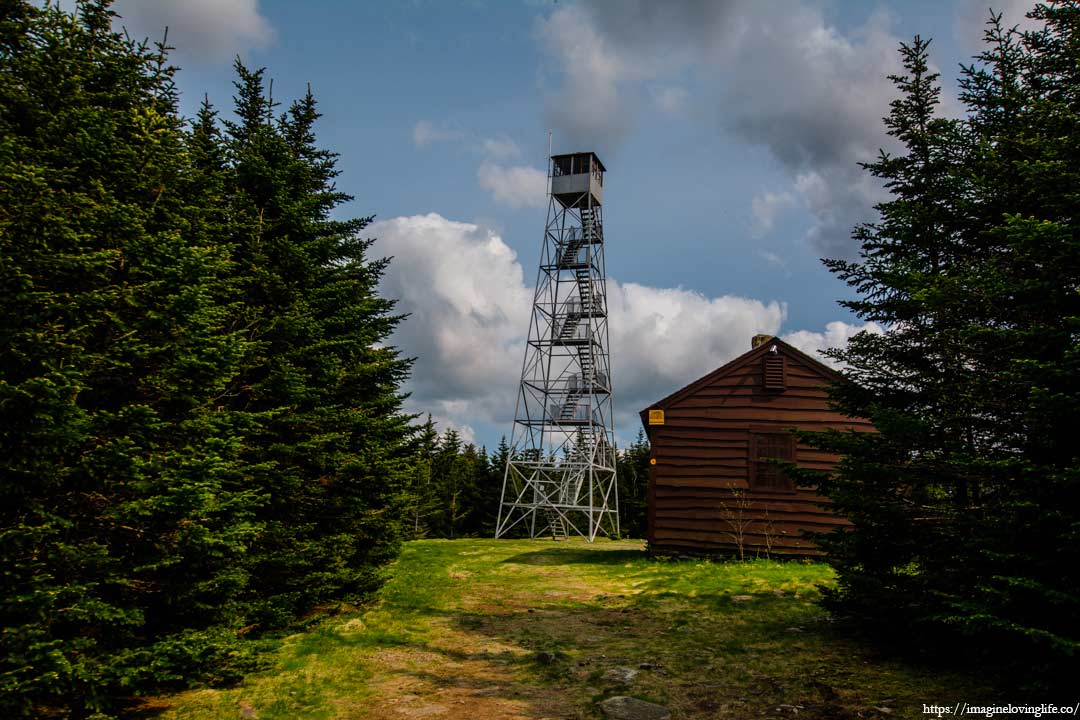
[639,335,873,558]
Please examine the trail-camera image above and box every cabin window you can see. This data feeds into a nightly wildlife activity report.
[749,432,796,491]
[762,353,786,391]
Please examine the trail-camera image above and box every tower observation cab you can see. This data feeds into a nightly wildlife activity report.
[496,151,618,542]
[551,152,604,209]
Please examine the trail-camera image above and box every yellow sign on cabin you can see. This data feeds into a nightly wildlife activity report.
[648,409,665,425]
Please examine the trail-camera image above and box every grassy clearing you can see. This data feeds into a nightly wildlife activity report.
[148,539,990,719]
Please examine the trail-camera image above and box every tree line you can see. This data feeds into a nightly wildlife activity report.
[402,417,651,541]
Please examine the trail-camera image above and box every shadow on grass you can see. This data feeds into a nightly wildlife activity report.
[501,546,647,566]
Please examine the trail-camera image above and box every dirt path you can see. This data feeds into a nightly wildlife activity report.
[353,548,631,719]
[154,539,990,720]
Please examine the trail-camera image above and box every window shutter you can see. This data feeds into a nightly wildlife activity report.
[763,354,785,391]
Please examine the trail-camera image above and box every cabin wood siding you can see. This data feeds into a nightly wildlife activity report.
[642,339,874,558]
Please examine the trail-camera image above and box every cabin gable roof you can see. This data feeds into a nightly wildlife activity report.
[638,336,842,423]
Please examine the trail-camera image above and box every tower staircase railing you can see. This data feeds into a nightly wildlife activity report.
[556,232,588,269]
[566,370,609,394]
[561,296,604,318]
[581,208,602,244]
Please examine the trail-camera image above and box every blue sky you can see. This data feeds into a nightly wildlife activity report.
[111,0,1039,448]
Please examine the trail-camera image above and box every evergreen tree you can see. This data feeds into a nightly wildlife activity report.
[0,4,415,714]
[216,61,414,627]
[808,9,1079,691]
[456,443,483,536]
[0,2,256,714]
[478,437,510,536]
[404,415,441,538]
[616,430,651,538]
[428,428,462,537]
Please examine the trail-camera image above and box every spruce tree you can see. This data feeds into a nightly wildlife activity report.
[809,11,1079,691]
[475,438,508,536]
[404,415,442,538]
[216,62,415,626]
[616,430,651,538]
[0,2,256,714]
[0,5,416,713]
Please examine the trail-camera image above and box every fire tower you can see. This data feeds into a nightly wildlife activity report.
[496,152,619,541]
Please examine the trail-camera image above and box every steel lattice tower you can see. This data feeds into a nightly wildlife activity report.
[496,152,618,541]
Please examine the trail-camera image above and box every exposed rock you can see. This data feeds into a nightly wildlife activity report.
[602,666,639,684]
[598,696,671,720]
[535,651,557,664]
[731,594,753,602]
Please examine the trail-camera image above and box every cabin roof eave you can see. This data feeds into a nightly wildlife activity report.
[638,336,843,425]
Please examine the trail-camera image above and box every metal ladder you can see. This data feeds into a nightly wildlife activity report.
[546,507,568,540]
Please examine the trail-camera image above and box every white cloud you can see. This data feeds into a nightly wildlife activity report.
[607,283,786,425]
[372,214,532,430]
[412,120,463,149]
[477,162,548,209]
[782,320,884,368]
[751,190,797,236]
[111,0,274,61]
[373,213,829,443]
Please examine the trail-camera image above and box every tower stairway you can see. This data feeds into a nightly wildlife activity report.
[546,507,568,540]
[557,233,586,269]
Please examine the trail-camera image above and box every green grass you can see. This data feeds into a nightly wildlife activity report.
[147,539,991,719]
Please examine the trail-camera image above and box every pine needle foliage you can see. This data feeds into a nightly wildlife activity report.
[0,2,413,716]
[803,5,1079,693]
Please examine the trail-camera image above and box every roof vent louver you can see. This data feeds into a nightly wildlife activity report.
[763,353,786,391]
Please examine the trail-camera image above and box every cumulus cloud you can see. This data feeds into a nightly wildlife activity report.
[111,0,274,62]
[782,320,884,368]
[607,283,785,423]
[371,214,532,430]
[477,162,548,209]
[411,125,543,208]
[373,213,857,443]
[535,1,918,257]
